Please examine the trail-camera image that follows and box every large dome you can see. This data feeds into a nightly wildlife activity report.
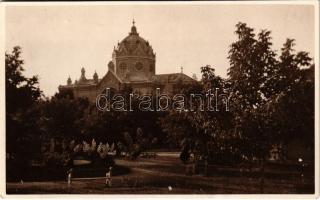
[113,21,155,58]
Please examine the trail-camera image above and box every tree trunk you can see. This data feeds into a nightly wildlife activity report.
[50,138,55,153]
[204,160,208,176]
[259,159,265,193]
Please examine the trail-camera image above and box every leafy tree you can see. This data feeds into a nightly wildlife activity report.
[227,22,313,192]
[265,39,312,97]
[39,96,90,142]
[268,62,314,158]
[6,46,42,179]
[228,23,278,111]
[159,65,233,164]
[6,46,42,113]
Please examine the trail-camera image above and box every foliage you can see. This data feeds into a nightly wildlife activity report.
[119,128,157,160]
[6,46,43,169]
[227,22,313,163]
[39,96,90,140]
[6,46,42,113]
[6,21,314,178]
[160,22,314,167]
[159,65,235,164]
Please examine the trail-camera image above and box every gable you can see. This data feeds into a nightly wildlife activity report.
[118,45,129,56]
[97,71,122,93]
[133,45,145,56]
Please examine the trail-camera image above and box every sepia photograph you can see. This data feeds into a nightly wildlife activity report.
[3,1,319,197]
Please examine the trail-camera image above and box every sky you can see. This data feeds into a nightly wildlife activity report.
[5,3,316,97]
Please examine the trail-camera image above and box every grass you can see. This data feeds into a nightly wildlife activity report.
[6,155,314,194]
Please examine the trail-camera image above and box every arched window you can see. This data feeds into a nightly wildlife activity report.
[119,63,127,74]
[101,87,116,96]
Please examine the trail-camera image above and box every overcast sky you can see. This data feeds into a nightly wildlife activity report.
[5,3,315,97]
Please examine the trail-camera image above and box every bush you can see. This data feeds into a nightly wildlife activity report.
[43,151,69,167]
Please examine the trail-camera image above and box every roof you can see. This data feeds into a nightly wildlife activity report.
[113,22,155,58]
[77,79,101,85]
[97,70,123,87]
[154,73,196,83]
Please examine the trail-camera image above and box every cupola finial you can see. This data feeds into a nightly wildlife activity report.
[67,76,72,85]
[80,67,86,82]
[130,19,138,35]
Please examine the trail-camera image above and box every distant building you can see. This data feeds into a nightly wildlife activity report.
[59,20,195,102]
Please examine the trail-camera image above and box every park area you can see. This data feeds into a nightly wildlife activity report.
[5,17,316,196]
[6,153,314,194]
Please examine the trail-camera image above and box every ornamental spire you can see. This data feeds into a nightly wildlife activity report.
[80,67,86,82]
[130,19,138,35]
[67,76,72,85]
[93,70,99,83]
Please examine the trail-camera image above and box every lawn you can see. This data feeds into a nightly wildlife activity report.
[6,155,314,194]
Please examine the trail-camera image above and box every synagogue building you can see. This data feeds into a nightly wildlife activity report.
[58,21,196,102]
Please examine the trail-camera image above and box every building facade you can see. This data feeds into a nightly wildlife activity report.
[59,21,196,102]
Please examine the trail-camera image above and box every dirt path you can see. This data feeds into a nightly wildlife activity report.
[6,156,314,194]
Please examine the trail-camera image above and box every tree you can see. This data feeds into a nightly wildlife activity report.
[267,49,314,158]
[6,46,42,179]
[228,23,280,161]
[265,39,312,97]
[228,22,313,192]
[39,95,90,142]
[228,23,278,111]
[159,65,234,164]
[6,46,42,113]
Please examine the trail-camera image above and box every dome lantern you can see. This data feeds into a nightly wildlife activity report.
[79,67,87,82]
[114,20,155,59]
[130,19,138,35]
[67,76,72,85]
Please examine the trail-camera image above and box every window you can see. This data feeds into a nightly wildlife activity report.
[119,63,127,74]
[149,64,154,72]
[135,62,143,70]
